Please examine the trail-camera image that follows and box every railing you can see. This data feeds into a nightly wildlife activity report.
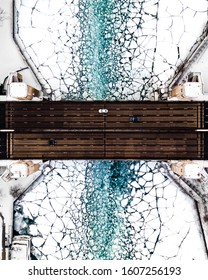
[0,212,6,260]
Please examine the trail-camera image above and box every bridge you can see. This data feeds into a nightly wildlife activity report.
[0,100,207,160]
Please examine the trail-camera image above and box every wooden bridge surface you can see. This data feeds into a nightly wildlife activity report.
[0,101,206,160]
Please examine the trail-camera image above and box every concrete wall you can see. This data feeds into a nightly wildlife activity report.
[189,46,208,95]
[0,0,40,89]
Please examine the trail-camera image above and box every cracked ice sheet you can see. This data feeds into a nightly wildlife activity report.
[14,160,207,260]
[13,0,208,100]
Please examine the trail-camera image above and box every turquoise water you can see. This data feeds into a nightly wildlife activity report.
[77,0,132,100]
[81,161,135,259]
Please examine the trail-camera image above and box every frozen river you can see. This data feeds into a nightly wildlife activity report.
[14,160,207,260]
